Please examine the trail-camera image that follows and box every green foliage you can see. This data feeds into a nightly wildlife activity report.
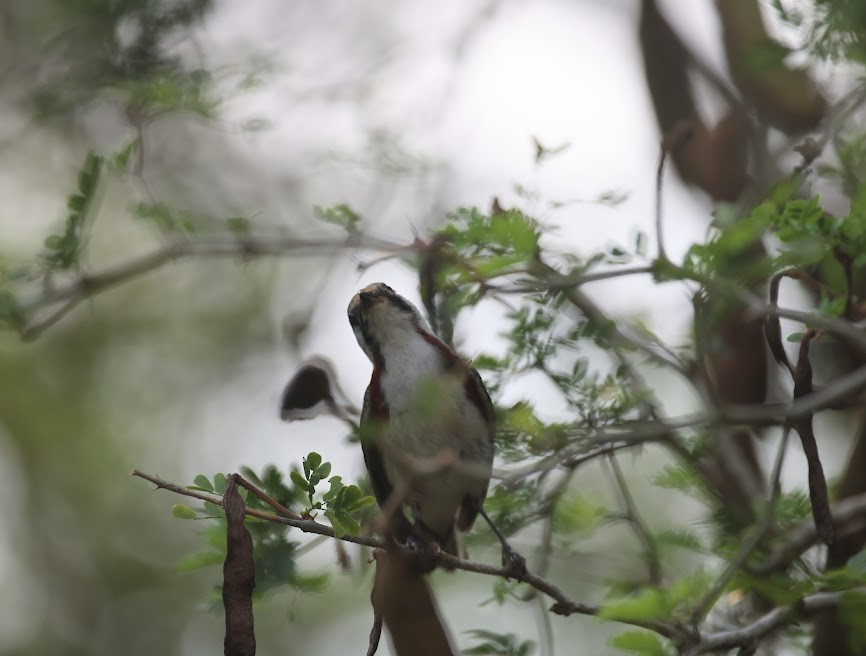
[226,216,251,235]
[600,569,711,623]
[654,529,705,555]
[314,204,361,231]
[599,588,671,622]
[609,630,670,656]
[287,451,375,537]
[124,69,219,118]
[170,461,372,598]
[133,201,197,236]
[463,629,535,656]
[839,590,866,652]
[440,207,540,273]
[552,492,606,535]
[42,151,104,270]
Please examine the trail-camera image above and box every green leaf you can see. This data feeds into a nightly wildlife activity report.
[171,504,198,520]
[609,630,668,656]
[203,500,225,517]
[348,495,377,512]
[109,140,136,171]
[335,510,361,536]
[552,493,606,535]
[44,235,62,250]
[314,204,360,230]
[324,510,346,538]
[340,484,363,509]
[67,194,86,212]
[290,470,313,492]
[193,474,214,492]
[292,571,331,593]
[304,452,322,478]
[598,588,671,622]
[652,464,702,493]
[463,629,536,656]
[322,476,344,503]
[213,473,227,494]
[840,590,866,653]
[655,529,703,553]
[227,216,250,235]
[667,568,712,610]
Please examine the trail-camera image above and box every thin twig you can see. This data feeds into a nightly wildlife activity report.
[690,428,791,625]
[19,233,405,337]
[497,265,655,294]
[753,492,866,575]
[234,474,302,520]
[605,454,663,585]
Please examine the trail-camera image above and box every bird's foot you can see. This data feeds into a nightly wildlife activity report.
[405,535,439,574]
[501,544,527,580]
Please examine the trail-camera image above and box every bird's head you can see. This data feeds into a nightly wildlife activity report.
[348,282,428,363]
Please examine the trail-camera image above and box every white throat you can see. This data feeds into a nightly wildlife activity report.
[379,330,443,413]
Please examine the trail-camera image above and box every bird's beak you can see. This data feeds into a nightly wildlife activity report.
[359,290,376,308]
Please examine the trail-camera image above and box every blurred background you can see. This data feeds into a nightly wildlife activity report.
[0,1,860,654]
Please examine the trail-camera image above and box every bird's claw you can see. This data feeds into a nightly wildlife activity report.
[501,545,527,580]
[404,535,439,574]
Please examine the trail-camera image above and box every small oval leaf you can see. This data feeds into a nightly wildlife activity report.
[171,504,198,520]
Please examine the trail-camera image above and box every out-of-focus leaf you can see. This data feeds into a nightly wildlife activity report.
[609,630,668,655]
[171,504,198,520]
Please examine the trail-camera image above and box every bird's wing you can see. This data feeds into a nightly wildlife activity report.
[361,382,411,542]
[456,362,496,532]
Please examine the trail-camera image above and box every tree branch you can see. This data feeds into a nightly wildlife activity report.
[686,590,857,655]
[132,468,689,641]
[19,233,404,339]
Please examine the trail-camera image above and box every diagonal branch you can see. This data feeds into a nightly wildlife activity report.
[19,233,405,339]
[685,591,859,655]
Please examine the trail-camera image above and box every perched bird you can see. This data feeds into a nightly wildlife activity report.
[348,282,524,574]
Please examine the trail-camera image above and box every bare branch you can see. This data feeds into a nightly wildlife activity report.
[20,233,405,338]
[604,454,663,585]
[754,492,866,575]
[686,590,856,655]
[690,428,791,624]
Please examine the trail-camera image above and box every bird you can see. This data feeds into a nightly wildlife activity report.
[348,282,525,575]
